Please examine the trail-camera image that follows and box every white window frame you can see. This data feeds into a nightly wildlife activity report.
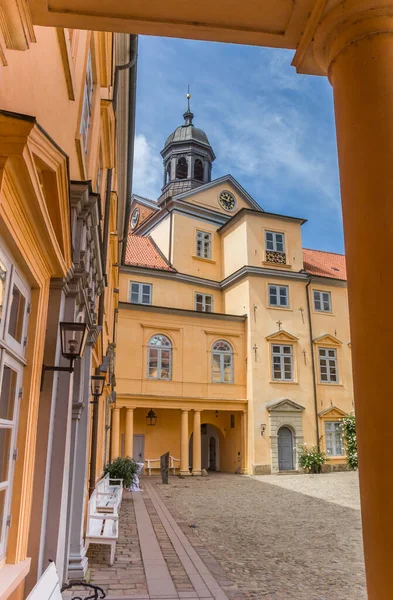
[268,284,289,308]
[318,347,338,383]
[324,421,344,456]
[0,353,23,560]
[80,51,94,155]
[195,293,213,313]
[313,290,332,313]
[147,335,172,380]
[196,230,212,260]
[211,340,234,384]
[0,241,30,561]
[271,344,294,381]
[129,282,152,305]
[265,231,285,253]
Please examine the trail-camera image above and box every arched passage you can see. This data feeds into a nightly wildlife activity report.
[189,422,223,471]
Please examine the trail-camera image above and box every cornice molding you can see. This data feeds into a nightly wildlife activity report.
[119,301,246,322]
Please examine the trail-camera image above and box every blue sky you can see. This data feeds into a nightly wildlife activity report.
[133,36,344,254]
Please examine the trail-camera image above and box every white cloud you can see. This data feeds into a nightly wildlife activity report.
[132,134,162,199]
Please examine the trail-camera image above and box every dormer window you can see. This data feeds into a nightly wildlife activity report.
[176,157,188,179]
[194,158,204,181]
[265,231,286,265]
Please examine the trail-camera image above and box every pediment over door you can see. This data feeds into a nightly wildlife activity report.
[318,406,348,419]
[267,398,305,412]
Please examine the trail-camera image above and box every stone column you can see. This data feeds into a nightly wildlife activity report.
[111,407,121,459]
[66,342,93,580]
[180,409,190,476]
[309,3,393,596]
[125,408,134,458]
[192,410,202,476]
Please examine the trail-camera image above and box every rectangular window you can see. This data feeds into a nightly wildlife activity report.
[195,293,213,312]
[313,290,332,312]
[318,347,338,383]
[272,344,293,381]
[196,230,212,259]
[80,51,94,155]
[265,231,285,253]
[268,284,289,307]
[325,421,344,456]
[129,282,152,305]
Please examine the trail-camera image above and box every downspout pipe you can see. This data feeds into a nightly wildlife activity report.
[306,276,320,450]
[119,35,138,265]
[91,35,137,496]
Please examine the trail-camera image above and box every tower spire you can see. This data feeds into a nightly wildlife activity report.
[183,85,194,126]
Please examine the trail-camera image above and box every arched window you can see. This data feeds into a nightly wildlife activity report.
[194,158,204,181]
[165,163,171,185]
[175,157,188,179]
[148,334,172,380]
[212,340,233,384]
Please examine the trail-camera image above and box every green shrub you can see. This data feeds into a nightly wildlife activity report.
[341,414,358,470]
[104,456,139,488]
[297,443,327,473]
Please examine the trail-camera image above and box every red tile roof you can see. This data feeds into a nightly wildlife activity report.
[124,235,175,271]
[303,248,347,281]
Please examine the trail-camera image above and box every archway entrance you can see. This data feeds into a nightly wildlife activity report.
[278,427,294,471]
[208,436,217,471]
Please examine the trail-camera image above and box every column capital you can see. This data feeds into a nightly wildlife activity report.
[293,0,393,76]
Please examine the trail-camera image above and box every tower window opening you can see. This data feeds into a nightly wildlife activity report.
[165,163,171,185]
[176,157,188,179]
[194,158,204,181]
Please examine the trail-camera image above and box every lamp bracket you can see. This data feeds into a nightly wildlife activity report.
[41,360,75,391]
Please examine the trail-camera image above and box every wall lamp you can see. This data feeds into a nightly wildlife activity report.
[260,424,266,436]
[90,375,106,404]
[145,408,157,426]
[41,322,88,390]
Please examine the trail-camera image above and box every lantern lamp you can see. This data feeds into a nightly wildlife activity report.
[145,409,157,426]
[41,322,89,390]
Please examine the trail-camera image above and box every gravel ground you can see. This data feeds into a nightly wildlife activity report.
[157,472,366,600]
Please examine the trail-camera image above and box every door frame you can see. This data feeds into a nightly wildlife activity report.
[277,426,294,471]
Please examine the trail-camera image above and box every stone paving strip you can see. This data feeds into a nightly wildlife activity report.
[73,485,230,600]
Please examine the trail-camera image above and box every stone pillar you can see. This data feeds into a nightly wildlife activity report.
[192,410,202,476]
[203,160,209,182]
[240,411,247,475]
[187,155,193,179]
[125,408,134,458]
[111,407,121,459]
[180,409,190,476]
[66,342,93,580]
[310,3,393,597]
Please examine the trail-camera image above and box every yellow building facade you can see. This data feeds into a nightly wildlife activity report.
[115,108,353,477]
[0,13,136,600]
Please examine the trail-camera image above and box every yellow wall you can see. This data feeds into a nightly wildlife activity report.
[150,215,171,260]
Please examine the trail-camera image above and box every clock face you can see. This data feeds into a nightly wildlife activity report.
[219,191,236,211]
[131,208,140,229]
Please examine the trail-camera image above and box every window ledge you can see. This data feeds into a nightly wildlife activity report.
[0,558,31,600]
[267,305,292,312]
[313,311,335,317]
[192,255,216,265]
[318,382,343,387]
[262,261,292,269]
[270,380,298,385]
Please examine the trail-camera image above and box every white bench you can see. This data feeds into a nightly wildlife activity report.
[85,490,119,565]
[97,474,123,502]
[26,563,61,600]
[145,455,180,475]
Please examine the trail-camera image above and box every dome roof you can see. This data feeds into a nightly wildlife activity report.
[163,109,212,150]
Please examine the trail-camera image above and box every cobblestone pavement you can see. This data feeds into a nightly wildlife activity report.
[250,471,361,510]
[155,472,366,600]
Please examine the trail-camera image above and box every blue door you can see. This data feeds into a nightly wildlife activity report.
[278,427,294,471]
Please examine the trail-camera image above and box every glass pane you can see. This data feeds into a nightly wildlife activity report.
[272,346,280,354]
[196,302,203,312]
[270,295,277,305]
[131,283,139,293]
[328,350,336,357]
[0,258,8,326]
[130,292,139,303]
[276,241,284,252]
[8,286,25,343]
[0,366,17,421]
[283,346,292,354]
[0,427,12,483]
[266,232,273,241]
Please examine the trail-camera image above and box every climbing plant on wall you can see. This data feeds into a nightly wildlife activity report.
[341,414,358,470]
